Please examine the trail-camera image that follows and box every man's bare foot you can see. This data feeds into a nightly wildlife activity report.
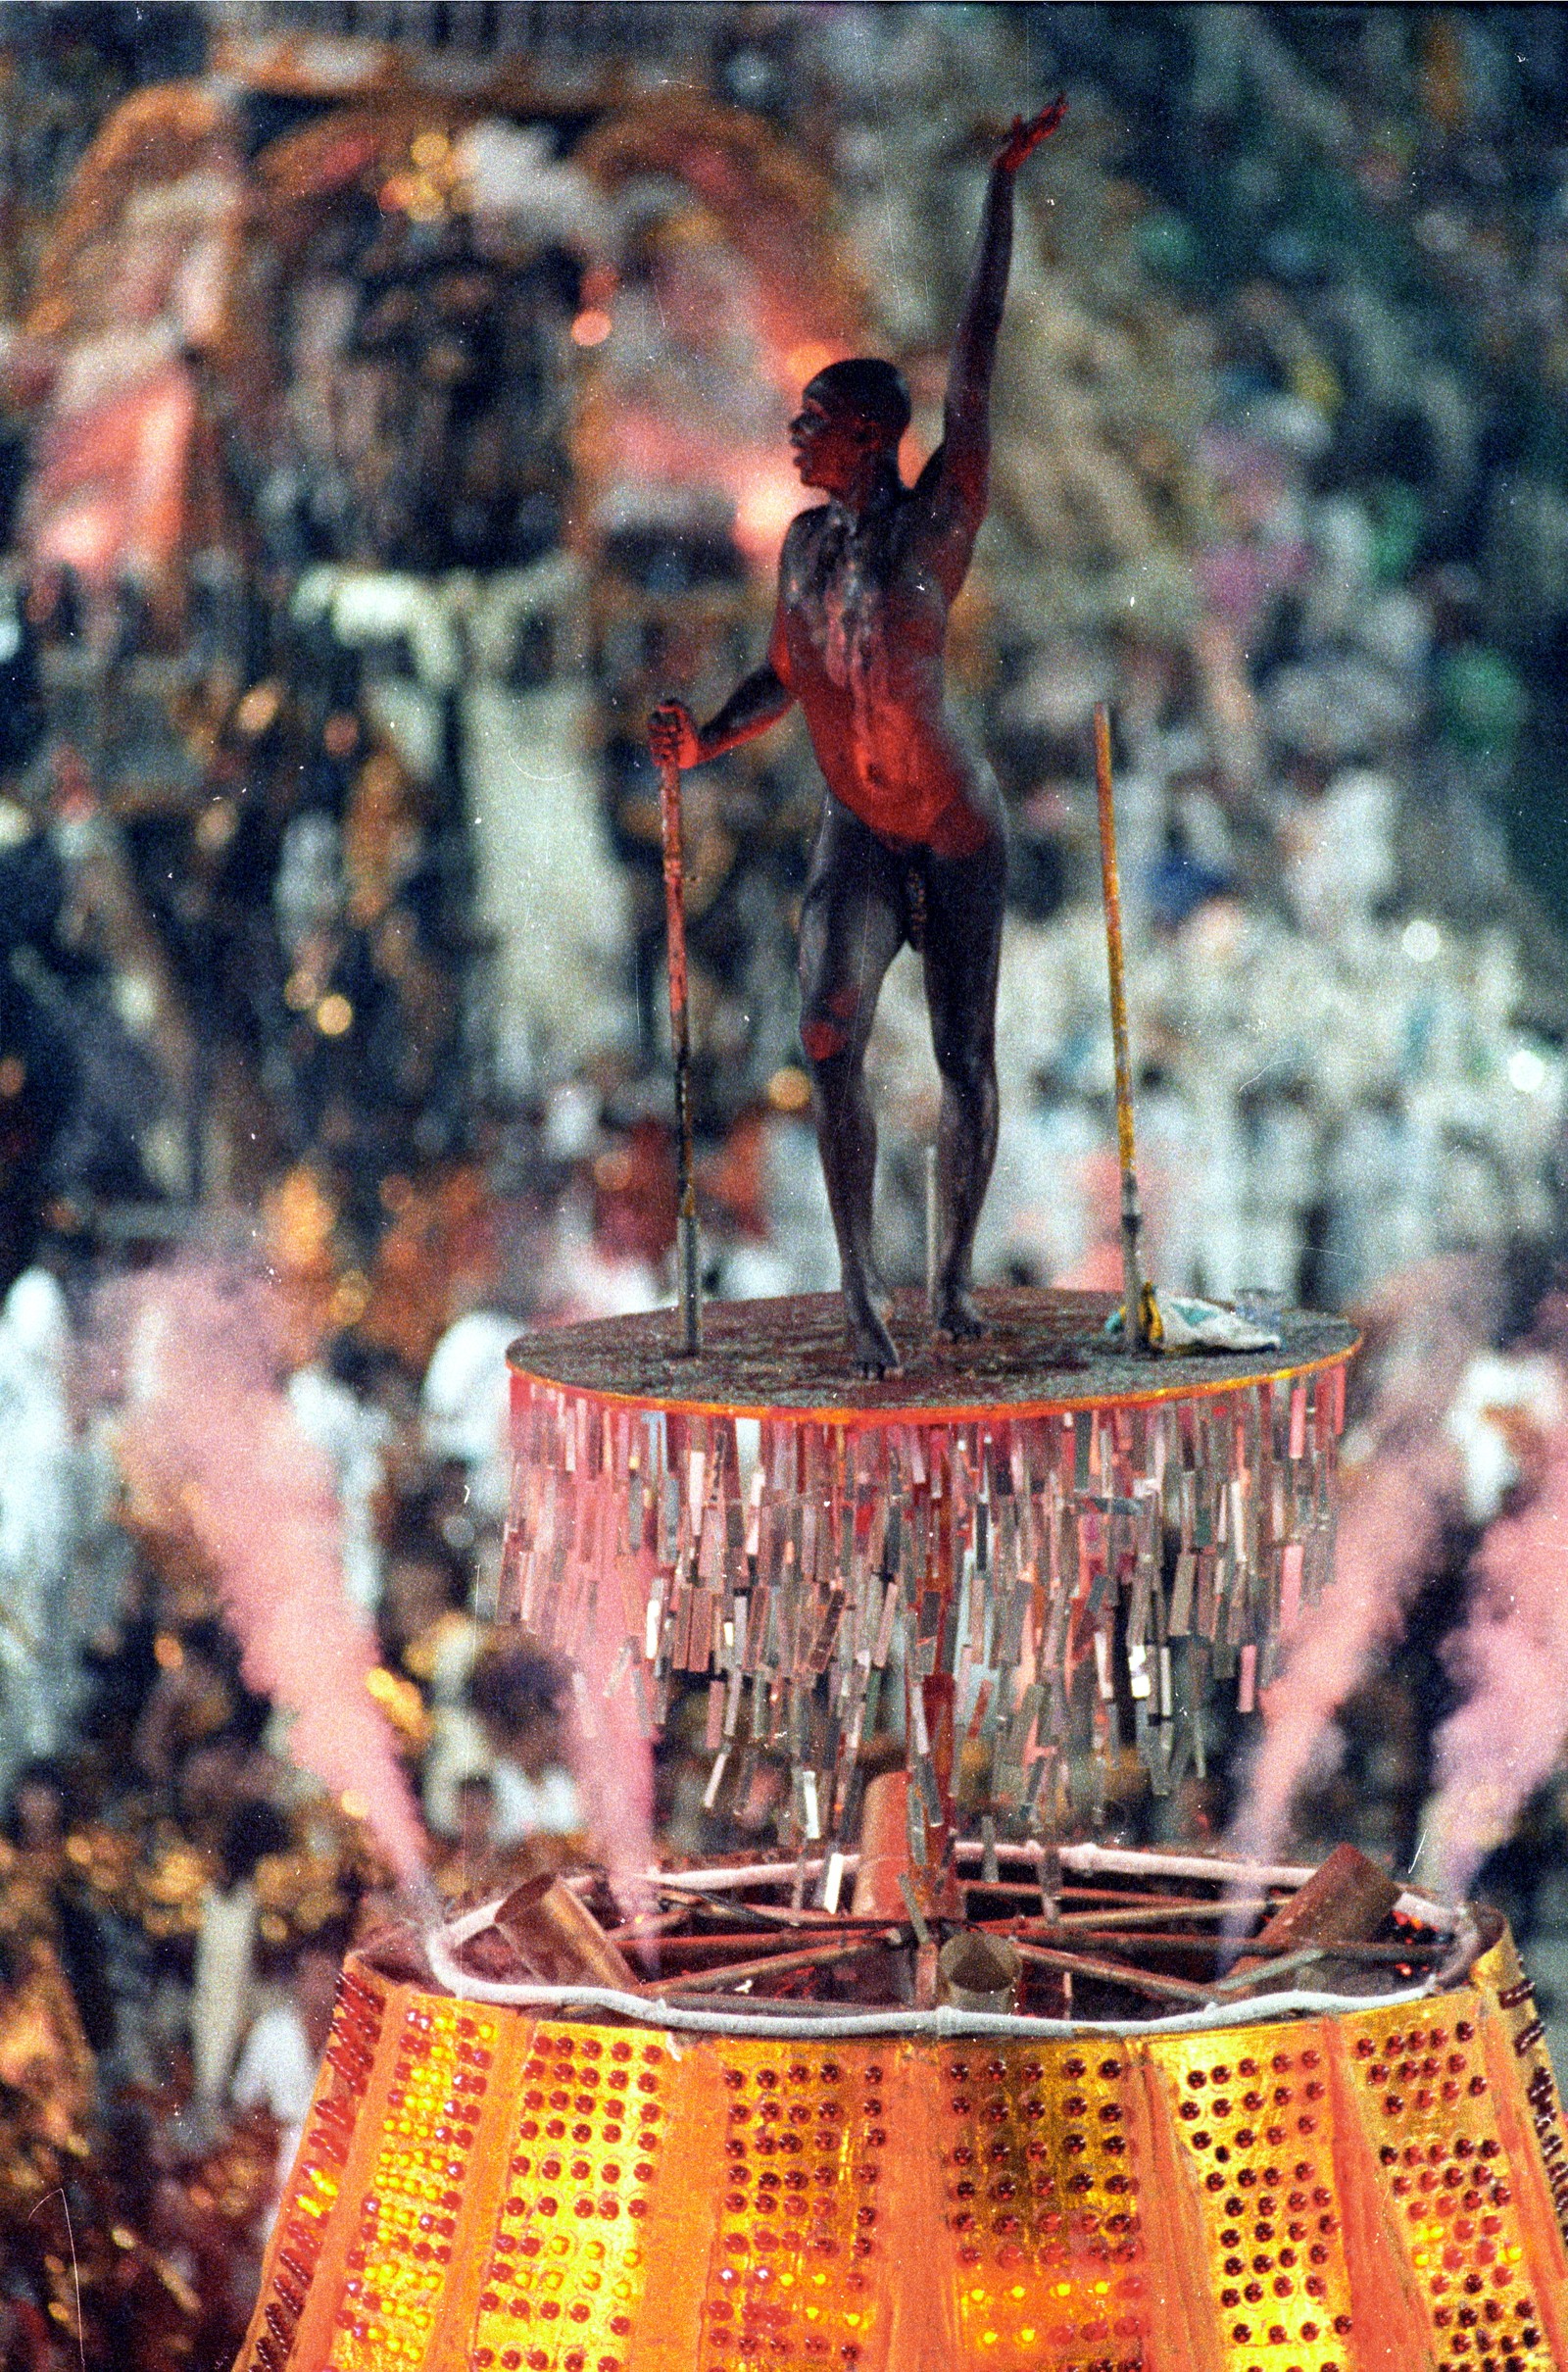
[932,1286,986,1345]
[845,1292,901,1378]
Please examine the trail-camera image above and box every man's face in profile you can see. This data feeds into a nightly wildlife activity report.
[788,392,887,497]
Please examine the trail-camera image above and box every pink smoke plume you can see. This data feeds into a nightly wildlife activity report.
[112,1259,428,1892]
[1421,1408,1568,1902]
[563,1623,657,1938]
[1227,1255,1495,1869]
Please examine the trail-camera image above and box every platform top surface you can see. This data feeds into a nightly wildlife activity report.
[508,1287,1357,1423]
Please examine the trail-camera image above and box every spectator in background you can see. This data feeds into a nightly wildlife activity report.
[420,1307,518,1525]
[379,1516,484,1846]
[168,1693,280,1866]
[2,1757,117,2061]
[230,1929,346,2222]
[430,1766,507,1903]
[190,1799,293,2131]
[377,1523,474,1690]
[467,1642,580,1844]
[131,1618,250,1795]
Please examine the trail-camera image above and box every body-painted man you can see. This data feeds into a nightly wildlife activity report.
[652,101,1065,1374]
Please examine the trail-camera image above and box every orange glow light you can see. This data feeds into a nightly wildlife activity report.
[735,467,806,562]
[786,340,838,385]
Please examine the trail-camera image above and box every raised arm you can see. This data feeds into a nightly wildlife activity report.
[931,97,1067,512]
[650,597,796,770]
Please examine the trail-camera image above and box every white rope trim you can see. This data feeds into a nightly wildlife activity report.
[555,1842,1458,1931]
[423,1904,1481,2044]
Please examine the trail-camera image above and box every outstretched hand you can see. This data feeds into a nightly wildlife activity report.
[998,93,1067,174]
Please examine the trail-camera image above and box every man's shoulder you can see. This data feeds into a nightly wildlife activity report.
[781,504,831,554]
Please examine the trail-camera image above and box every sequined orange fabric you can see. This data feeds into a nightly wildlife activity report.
[236,1930,1568,2372]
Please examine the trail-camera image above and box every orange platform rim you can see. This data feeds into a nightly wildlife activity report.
[507,1287,1360,1430]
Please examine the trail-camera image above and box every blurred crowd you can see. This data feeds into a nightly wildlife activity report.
[0,6,1564,1325]
[0,4,1566,2362]
[0,1237,849,2369]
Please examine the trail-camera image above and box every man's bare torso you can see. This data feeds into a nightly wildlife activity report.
[776,492,996,861]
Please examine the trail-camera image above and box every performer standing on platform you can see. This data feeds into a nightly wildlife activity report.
[651,99,1064,1375]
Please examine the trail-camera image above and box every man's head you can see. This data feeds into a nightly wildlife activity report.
[791,358,910,493]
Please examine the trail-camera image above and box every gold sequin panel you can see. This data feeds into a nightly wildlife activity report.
[1339,1997,1555,2370]
[1153,2027,1355,2371]
[937,2043,1146,2369]
[701,2043,888,2372]
[467,2026,664,2372]
[330,1995,498,2370]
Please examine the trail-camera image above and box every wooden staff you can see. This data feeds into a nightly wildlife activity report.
[652,1936,891,1996]
[1093,702,1158,1352]
[1012,1936,1208,2006]
[658,751,702,1354]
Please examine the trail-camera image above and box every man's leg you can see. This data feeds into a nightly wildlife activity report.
[921,822,1006,1339]
[798,800,906,1375]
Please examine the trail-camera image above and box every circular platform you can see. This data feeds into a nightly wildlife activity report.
[502,1290,1360,1854]
[508,1287,1358,1425]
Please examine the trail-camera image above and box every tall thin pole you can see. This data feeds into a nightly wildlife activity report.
[658,752,702,1354]
[1093,702,1155,1352]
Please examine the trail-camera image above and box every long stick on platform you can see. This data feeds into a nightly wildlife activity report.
[1093,702,1157,1353]
[658,751,702,1354]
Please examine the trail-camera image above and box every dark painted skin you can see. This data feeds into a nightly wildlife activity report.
[652,101,1065,1375]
